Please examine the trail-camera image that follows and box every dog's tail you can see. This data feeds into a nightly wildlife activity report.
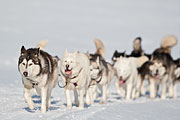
[161,35,177,53]
[94,38,105,57]
[36,40,48,50]
[136,56,149,68]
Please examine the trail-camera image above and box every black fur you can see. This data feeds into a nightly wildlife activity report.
[89,53,109,74]
[18,46,56,77]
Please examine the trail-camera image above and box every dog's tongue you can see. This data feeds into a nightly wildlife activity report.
[120,80,125,85]
[65,70,72,76]
[155,74,160,79]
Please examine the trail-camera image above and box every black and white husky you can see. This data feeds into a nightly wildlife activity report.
[87,39,115,104]
[136,35,177,99]
[18,41,59,113]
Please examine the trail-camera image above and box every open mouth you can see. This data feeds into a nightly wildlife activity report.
[155,74,160,79]
[65,68,72,76]
[119,77,126,85]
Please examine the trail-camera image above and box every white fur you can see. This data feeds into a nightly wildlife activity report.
[114,57,138,100]
[60,50,91,109]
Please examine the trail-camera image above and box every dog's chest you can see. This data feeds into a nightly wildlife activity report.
[23,75,48,88]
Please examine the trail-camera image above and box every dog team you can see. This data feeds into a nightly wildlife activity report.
[18,35,180,113]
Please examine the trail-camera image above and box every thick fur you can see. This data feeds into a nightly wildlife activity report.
[114,57,138,100]
[137,35,177,99]
[161,35,177,54]
[18,41,58,113]
[174,58,180,81]
[36,40,48,51]
[174,58,180,96]
[94,38,105,57]
[60,50,91,109]
[88,54,115,104]
[88,39,114,104]
[136,61,168,99]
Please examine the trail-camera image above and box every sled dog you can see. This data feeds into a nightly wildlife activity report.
[60,49,91,108]
[18,40,59,113]
[87,39,115,104]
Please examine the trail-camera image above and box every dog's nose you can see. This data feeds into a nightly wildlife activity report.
[119,76,123,80]
[156,70,159,74]
[23,72,28,77]
[66,64,69,68]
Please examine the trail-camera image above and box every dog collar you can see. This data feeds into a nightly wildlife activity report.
[91,70,103,84]
[27,78,38,88]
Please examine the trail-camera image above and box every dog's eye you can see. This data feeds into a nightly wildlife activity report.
[22,63,25,66]
[97,67,99,69]
[64,60,67,63]
[90,69,93,71]
[70,61,73,63]
[29,63,32,66]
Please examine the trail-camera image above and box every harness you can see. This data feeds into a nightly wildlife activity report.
[58,68,83,88]
[88,69,103,88]
[27,78,39,88]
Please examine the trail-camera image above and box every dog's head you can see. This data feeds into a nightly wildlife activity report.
[149,61,166,79]
[114,58,131,85]
[61,49,79,78]
[89,56,102,79]
[112,50,126,63]
[18,46,41,78]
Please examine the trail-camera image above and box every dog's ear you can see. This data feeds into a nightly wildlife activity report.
[96,56,100,66]
[21,46,26,56]
[74,50,78,56]
[34,47,40,57]
[86,51,90,58]
[64,49,69,56]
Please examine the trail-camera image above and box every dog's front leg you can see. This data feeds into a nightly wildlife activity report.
[173,81,177,99]
[41,86,48,113]
[100,84,107,104]
[86,88,92,105]
[65,89,72,109]
[79,89,84,109]
[149,79,156,99]
[126,83,133,100]
[24,87,34,110]
[135,75,142,98]
[115,80,125,98]
[73,89,79,107]
[161,75,168,100]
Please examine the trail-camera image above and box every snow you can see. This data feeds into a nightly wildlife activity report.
[0,0,180,120]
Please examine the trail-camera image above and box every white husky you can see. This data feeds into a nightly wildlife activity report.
[114,57,138,100]
[60,50,91,109]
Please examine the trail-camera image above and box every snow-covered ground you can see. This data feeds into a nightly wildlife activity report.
[0,0,180,120]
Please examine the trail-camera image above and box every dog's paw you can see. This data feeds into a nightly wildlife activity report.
[161,95,166,100]
[41,108,47,113]
[28,104,34,110]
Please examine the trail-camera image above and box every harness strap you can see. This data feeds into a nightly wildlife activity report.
[58,68,83,88]
[27,78,39,88]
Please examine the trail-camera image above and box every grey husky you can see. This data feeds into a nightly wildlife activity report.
[18,40,59,113]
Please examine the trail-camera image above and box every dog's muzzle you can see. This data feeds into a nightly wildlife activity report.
[119,76,126,85]
[65,64,72,77]
[23,71,28,77]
